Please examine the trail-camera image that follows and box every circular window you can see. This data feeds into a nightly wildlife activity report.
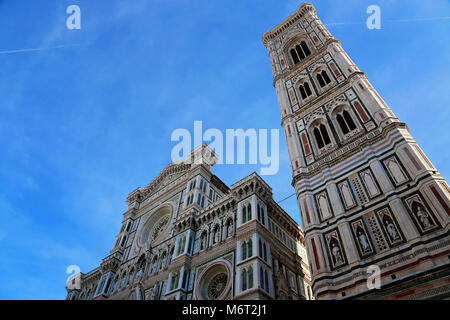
[207,273,228,299]
[194,260,231,300]
[150,215,170,242]
[137,205,173,248]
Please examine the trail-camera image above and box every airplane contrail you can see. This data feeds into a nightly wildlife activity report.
[0,44,79,55]
[324,16,450,27]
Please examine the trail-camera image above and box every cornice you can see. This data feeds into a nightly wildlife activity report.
[262,3,316,47]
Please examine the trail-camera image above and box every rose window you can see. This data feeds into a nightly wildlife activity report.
[207,273,228,299]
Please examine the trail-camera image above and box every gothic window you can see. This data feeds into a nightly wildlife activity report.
[264,270,269,292]
[181,270,188,289]
[335,109,357,136]
[201,195,205,207]
[247,239,253,258]
[263,243,267,261]
[207,273,228,299]
[298,82,313,100]
[120,235,127,247]
[248,266,253,288]
[316,70,332,88]
[290,49,300,64]
[256,203,265,225]
[241,242,247,261]
[289,41,311,65]
[202,180,207,193]
[313,127,324,149]
[103,277,112,295]
[312,123,332,152]
[261,206,265,224]
[259,239,263,258]
[242,203,252,223]
[241,269,248,291]
[177,235,186,255]
[170,272,179,291]
[241,239,253,260]
[301,41,311,56]
[259,267,264,289]
[126,221,132,232]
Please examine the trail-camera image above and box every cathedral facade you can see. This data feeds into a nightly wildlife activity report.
[66,145,312,300]
[263,3,450,299]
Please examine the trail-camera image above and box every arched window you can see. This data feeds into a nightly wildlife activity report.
[257,204,261,221]
[242,269,248,291]
[259,239,263,257]
[259,267,264,288]
[247,204,252,221]
[313,123,332,151]
[336,114,349,134]
[290,41,312,65]
[299,82,313,100]
[247,239,253,258]
[317,73,325,87]
[263,243,267,261]
[290,49,300,64]
[313,127,324,149]
[104,277,112,295]
[241,242,247,260]
[336,109,357,135]
[264,270,269,292]
[317,70,332,88]
[120,235,127,247]
[295,45,306,60]
[343,110,357,130]
[320,124,331,145]
[248,266,253,288]
[242,205,247,223]
[322,70,331,84]
[299,85,307,99]
[301,41,311,56]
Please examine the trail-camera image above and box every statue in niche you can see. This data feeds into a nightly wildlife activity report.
[331,243,343,265]
[414,204,433,229]
[357,229,370,252]
[227,220,233,237]
[214,228,220,243]
[385,220,399,241]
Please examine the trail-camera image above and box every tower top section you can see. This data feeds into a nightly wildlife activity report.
[262,2,316,47]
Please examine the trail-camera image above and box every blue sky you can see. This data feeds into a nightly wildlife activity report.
[0,0,448,299]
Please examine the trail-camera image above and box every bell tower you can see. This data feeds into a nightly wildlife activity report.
[263,3,450,299]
